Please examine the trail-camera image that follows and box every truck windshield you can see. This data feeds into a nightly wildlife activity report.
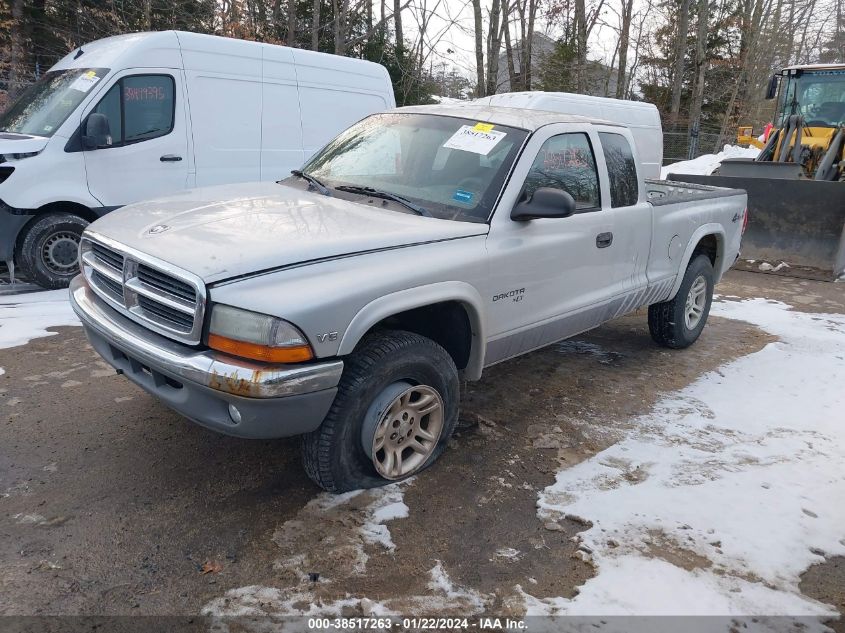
[299,112,529,223]
[777,70,845,127]
[0,68,110,138]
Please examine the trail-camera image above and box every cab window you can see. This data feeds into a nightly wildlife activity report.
[598,132,639,207]
[90,74,175,146]
[523,133,600,210]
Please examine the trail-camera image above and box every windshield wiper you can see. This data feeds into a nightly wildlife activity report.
[290,169,331,196]
[335,185,432,217]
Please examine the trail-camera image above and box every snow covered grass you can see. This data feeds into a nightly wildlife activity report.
[0,289,79,351]
[661,144,761,178]
[534,297,845,618]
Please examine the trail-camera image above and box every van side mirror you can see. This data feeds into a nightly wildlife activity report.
[765,74,778,100]
[83,113,112,150]
[511,187,577,221]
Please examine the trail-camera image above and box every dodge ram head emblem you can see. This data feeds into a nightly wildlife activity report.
[147,224,170,235]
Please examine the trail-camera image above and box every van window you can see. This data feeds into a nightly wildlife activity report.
[90,74,175,146]
[524,133,600,210]
[599,132,639,207]
[123,76,175,142]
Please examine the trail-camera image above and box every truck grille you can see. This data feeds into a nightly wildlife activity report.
[80,236,206,345]
[137,264,197,303]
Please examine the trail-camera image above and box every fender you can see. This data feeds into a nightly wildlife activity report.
[338,281,488,380]
[669,223,726,299]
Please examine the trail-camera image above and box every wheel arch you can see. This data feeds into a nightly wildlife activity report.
[669,225,725,298]
[15,201,97,255]
[337,282,487,380]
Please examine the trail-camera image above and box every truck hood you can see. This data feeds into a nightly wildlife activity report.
[87,181,488,284]
[0,133,50,155]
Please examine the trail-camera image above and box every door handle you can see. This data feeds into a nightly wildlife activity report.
[160,154,183,162]
[596,232,613,248]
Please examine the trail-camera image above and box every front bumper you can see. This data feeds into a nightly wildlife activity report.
[69,275,343,439]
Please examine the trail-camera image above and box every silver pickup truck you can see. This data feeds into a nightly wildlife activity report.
[70,104,747,492]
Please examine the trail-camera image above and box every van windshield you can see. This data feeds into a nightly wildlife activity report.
[298,113,529,223]
[0,68,110,138]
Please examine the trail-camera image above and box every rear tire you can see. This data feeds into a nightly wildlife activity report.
[648,254,714,349]
[301,330,459,493]
[18,213,89,289]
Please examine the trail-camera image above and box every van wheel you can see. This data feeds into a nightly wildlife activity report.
[301,330,459,493]
[648,254,714,349]
[18,213,89,289]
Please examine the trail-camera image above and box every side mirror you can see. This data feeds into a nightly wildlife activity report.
[765,74,778,100]
[82,113,112,150]
[511,187,577,221]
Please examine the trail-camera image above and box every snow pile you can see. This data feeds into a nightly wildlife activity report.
[0,290,79,349]
[534,298,845,617]
[661,144,761,178]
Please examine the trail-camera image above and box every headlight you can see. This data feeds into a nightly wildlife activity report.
[207,304,314,363]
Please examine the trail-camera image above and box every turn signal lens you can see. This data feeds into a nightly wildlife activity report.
[208,304,314,363]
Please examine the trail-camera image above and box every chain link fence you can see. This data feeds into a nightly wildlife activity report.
[663,123,729,165]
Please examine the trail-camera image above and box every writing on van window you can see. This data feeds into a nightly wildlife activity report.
[90,74,174,146]
[124,85,167,101]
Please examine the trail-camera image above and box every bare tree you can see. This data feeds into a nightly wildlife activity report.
[8,0,25,100]
[311,0,321,49]
[687,0,710,132]
[615,0,635,98]
[287,0,297,44]
[472,0,485,95]
[485,0,504,95]
[575,0,588,91]
[669,0,691,124]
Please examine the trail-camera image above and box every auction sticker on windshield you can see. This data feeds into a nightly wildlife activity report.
[70,71,102,93]
[443,124,506,155]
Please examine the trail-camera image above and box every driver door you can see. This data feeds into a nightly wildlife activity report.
[82,70,190,207]
[483,124,618,365]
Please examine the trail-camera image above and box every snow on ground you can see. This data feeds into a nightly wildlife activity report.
[534,297,845,619]
[202,562,487,625]
[661,144,761,178]
[0,289,79,350]
[203,481,491,626]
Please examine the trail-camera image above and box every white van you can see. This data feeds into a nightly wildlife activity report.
[476,91,663,179]
[0,31,395,288]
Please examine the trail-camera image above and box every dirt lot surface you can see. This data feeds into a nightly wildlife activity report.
[0,269,843,622]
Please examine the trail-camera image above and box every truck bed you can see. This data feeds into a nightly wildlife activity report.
[645,179,746,206]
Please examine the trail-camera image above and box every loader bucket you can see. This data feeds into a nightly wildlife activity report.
[668,173,845,281]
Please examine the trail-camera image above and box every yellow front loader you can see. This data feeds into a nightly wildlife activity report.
[670,64,845,280]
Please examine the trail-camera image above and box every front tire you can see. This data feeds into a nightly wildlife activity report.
[301,330,459,493]
[18,213,89,289]
[648,254,715,349]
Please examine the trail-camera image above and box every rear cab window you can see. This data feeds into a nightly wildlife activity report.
[598,132,639,207]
